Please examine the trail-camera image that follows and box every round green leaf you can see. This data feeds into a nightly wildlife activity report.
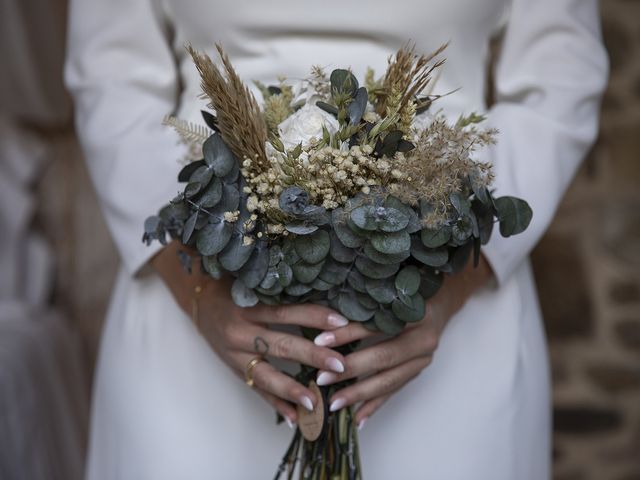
[238,243,269,288]
[421,225,451,248]
[357,293,378,310]
[385,196,421,233]
[198,177,222,207]
[329,231,357,263]
[370,230,411,255]
[337,292,375,322]
[410,238,448,267]
[494,196,533,237]
[231,278,258,308]
[277,262,293,287]
[374,310,405,335]
[364,242,410,265]
[218,233,255,271]
[377,207,409,233]
[292,261,324,283]
[182,211,198,244]
[196,220,232,256]
[285,282,313,296]
[190,165,213,187]
[392,293,425,322]
[419,269,444,299]
[203,134,235,177]
[318,259,351,285]
[202,255,223,279]
[350,205,378,231]
[184,182,202,199]
[355,256,399,279]
[395,266,421,296]
[347,270,367,293]
[365,277,397,304]
[294,229,330,264]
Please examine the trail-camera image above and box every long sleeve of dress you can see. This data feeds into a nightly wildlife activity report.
[480,0,608,285]
[65,0,183,275]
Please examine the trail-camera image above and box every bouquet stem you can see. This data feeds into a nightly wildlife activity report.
[274,383,363,480]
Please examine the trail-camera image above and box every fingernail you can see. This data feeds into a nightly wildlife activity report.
[285,417,296,430]
[300,395,314,412]
[329,398,346,412]
[314,332,335,347]
[316,371,336,386]
[358,418,368,431]
[327,313,348,328]
[325,357,345,373]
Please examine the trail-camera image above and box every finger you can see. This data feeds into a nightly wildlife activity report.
[316,328,438,385]
[313,322,378,348]
[254,388,298,427]
[354,393,392,426]
[328,356,431,412]
[243,303,349,330]
[229,325,347,374]
[235,354,318,412]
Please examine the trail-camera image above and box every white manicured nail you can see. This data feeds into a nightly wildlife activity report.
[316,371,335,386]
[314,332,335,347]
[358,418,368,431]
[327,313,348,328]
[325,357,344,373]
[285,417,296,429]
[329,398,346,412]
[300,396,314,412]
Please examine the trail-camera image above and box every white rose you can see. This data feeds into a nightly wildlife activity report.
[277,104,340,150]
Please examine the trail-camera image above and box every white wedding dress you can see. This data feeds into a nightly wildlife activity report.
[65,0,607,478]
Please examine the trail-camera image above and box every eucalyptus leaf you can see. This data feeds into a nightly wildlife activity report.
[285,282,314,296]
[231,278,259,308]
[355,256,399,279]
[374,310,405,335]
[377,207,410,233]
[411,238,448,267]
[395,266,421,296]
[363,242,410,265]
[184,182,202,199]
[182,211,198,243]
[277,262,293,286]
[350,205,378,231]
[202,255,223,279]
[294,229,330,264]
[337,292,375,322]
[203,134,235,177]
[494,196,533,237]
[370,230,410,255]
[190,165,214,187]
[391,293,425,322]
[357,293,378,310]
[318,259,351,285]
[196,220,233,256]
[285,223,319,235]
[178,160,205,183]
[348,87,368,124]
[292,261,324,283]
[384,196,421,233]
[329,231,357,263]
[365,277,397,304]
[448,241,473,274]
[421,225,451,248]
[218,233,255,271]
[279,186,310,216]
[450,192,471,216]
[311,278,334,291]
[198,177,222,207]
[347,270,367,293]
[330,69,359,97]
[472,200,494,245]
[419,268,443,299]
[451,216,474,245]
[260,267,279,289]
[238,243,269,288]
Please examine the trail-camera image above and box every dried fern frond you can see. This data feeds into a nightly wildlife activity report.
[162,115,210,146]
[187,44,268,171]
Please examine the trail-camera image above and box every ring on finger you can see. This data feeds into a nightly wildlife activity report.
[245,356,266,387]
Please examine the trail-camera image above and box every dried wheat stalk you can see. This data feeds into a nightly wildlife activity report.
[187,44,268,170]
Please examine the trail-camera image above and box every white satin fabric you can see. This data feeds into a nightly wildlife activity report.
[65,0,608,478]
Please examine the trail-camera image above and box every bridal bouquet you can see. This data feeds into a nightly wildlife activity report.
[144,43,532,479]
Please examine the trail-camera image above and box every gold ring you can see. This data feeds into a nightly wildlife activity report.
[245,356,265,387]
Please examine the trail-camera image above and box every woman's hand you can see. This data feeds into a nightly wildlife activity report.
[151,241,349,425]
[312,254,495,428]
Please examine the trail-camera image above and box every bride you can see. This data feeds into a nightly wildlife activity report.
[65,0,607,478]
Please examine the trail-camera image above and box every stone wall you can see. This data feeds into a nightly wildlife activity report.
[530,1,640,478]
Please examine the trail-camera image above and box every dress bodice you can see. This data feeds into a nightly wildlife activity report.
[165,0,509,121]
